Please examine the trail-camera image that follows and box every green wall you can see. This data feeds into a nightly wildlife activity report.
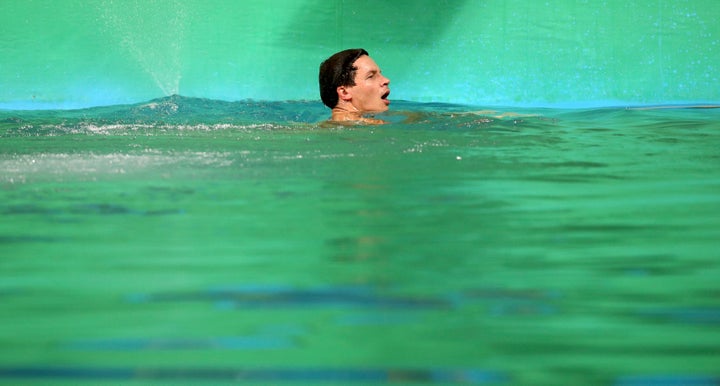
[1,0,718,109]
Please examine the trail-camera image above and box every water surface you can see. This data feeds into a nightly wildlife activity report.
[1,96,719,385]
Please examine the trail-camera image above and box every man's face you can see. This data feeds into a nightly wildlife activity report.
[346,55,391,113]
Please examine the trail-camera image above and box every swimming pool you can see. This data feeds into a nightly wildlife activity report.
[1,96,719,385]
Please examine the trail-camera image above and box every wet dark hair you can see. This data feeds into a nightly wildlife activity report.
[318,48,369,108]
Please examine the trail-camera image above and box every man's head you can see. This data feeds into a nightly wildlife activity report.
[319,49,391,113]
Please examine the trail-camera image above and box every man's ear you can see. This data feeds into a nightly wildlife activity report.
[337,85,352,101]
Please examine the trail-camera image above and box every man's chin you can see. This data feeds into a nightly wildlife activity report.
[372,104,390,113]
[360,103,389,115]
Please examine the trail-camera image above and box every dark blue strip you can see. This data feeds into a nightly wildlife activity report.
[0,367,134,380]
[0,367,508,383]
[615,375,719,386]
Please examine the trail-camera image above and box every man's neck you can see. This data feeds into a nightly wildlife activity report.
[330,105,385,125]
[331,102,363,121]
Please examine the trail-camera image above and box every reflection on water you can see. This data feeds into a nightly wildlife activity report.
[1,97,719,385]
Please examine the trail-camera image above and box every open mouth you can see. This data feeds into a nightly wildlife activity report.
[381,91,390,105]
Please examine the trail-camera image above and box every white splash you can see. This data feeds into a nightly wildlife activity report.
[98,0,186,95]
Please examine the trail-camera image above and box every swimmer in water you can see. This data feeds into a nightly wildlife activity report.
[318,48,541,125]
[319,48,391,125]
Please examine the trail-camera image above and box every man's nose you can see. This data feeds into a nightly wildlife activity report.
[382,75,390,85]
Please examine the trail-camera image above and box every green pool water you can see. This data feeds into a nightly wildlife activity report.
[1,97,719,385]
